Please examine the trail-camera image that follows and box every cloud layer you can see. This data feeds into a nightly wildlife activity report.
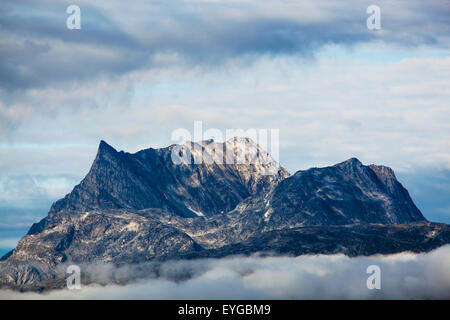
[2,245,450,299]
[1,0,449,90]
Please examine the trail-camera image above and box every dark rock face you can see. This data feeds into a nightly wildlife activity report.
[233,157,425,229]
[180,222,450,259]
[0,138,447,290]
[45,138,289,220]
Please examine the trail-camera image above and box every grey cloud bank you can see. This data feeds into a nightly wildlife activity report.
[1,0,449,90]
[2,245,450,299]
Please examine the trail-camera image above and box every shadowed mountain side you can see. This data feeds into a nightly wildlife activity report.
[179,222,450,259]
[230,158,425,228]
[43,138,289,220]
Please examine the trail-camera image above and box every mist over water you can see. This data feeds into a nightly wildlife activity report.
[1,245,450,300]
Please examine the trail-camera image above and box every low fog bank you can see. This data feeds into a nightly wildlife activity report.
[1,245,450,299]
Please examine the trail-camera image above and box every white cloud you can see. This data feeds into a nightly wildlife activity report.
[0,238,20,249]
[1,245,450,299]
[2,51,449,174]
[0,175,76,203]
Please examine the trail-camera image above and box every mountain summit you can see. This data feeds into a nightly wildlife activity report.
[1,138,449,290]
[43,138,289,221]
[236,157,425,229]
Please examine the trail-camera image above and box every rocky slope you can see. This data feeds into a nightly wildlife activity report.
[181,222,450,259]
[231,157,425,229]
[0,138,448,290]
[42,138,289,220]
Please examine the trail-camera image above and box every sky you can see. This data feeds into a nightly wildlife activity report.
[0,0,449,256]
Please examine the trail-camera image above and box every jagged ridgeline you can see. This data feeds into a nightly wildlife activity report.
[1,138,450,290]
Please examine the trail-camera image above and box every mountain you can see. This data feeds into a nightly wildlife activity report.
[231,157,425,229]
[0,138,448,290]
[42,137,289,221]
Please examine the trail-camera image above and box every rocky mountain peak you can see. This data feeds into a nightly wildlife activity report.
[43,137,289,221]
[339,157,363,166]
[369,164,396,179]
[239,158,426,227]
[97,140,118,157]
[334,157,364,173]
